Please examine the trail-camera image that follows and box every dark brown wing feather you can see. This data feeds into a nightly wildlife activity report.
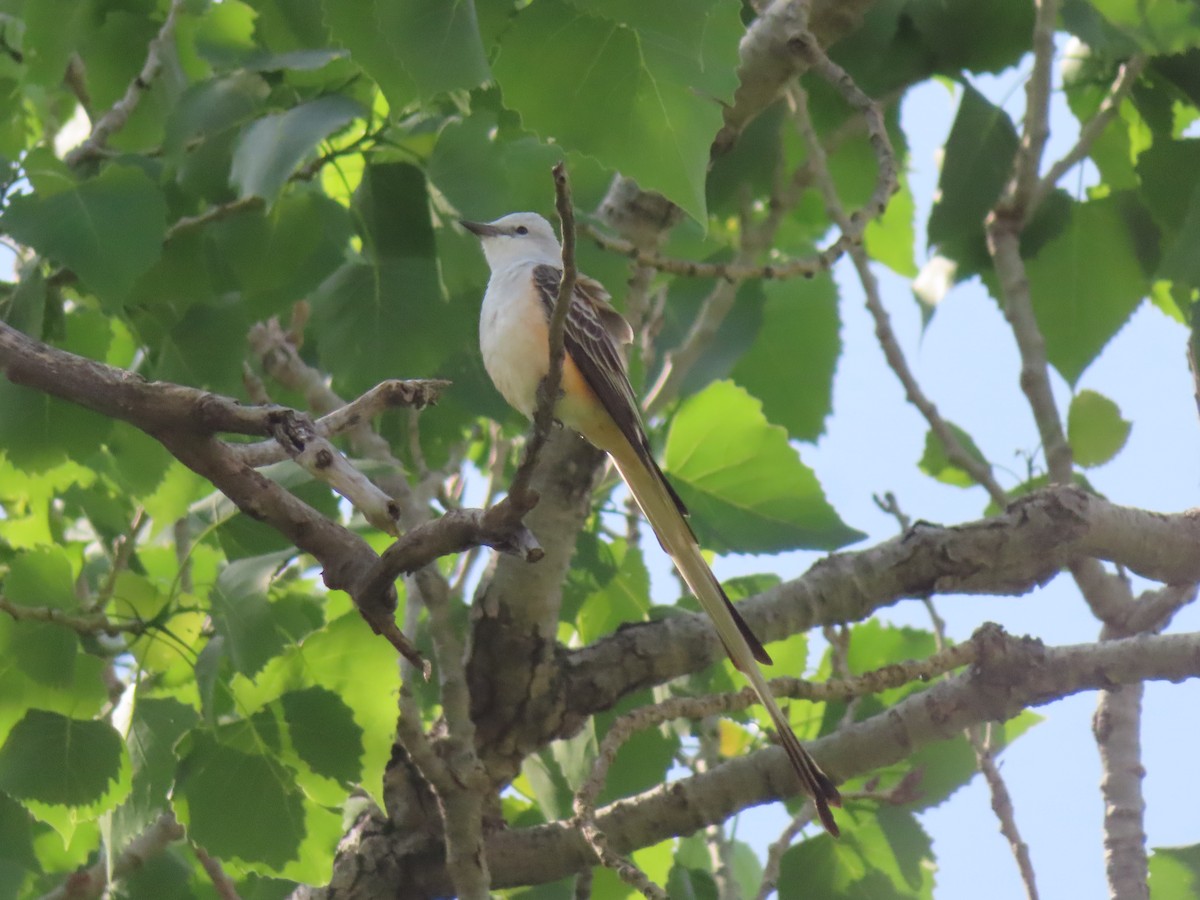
[531,264,772,666]
[532,264,685,516]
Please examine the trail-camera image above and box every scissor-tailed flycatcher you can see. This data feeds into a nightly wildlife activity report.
[463,212,841,835]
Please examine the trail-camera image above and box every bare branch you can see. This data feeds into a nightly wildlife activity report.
[974,724,1041,900]
[38,813,184,900]
[713,0,877,157]
[1094,682,1149,900]
[1030,56,1147,216]
[233,378,451,468]
[65,0,186,168]
[566,486,1200,723]
[0,594,150,637]
[1007,0,1060,212]
[166,196,266,242]
[457,628,1200,895]
[194,845,243,900]
[265,409,402,535]
[0,319,427,670]
[791,84,1007,504]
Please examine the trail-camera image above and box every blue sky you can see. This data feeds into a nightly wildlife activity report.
[708,58,1200,899]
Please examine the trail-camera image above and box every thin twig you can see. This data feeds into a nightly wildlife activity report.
[166,196,265,242]
[1007,0,1060,212]
[925,600,1040,900]
[1029,56,1147,216]
[972,725,1041,900]
[0,594,150,637]
[193,845,243,900]
[91,508,149,612]
[66,0,186,168]
[505,162,577,509]
[791,84,1007,504]
[38,812,184,900]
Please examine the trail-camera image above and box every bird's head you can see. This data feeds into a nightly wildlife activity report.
[461,212,561,270]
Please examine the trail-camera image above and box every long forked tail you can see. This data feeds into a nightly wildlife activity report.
[609,444,842,835]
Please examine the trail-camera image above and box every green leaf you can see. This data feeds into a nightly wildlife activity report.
[1159,181,1200,291]
[353,162,437,264]
[1068,389,1132,468]
[494,0,740,221]
[279,687,363,786]
[21,0,91,87]
[0,711,125,808]
[174,731,305,869]
[1136,139,1200,236]
[207,192,353,317]
[1,165,167,308]
[153,301,252,395]
[0,308,118,471]
[593,689,678,805]
[576,540,650,645]
[1,547,78,688]
[324,0,490,109]
[867,168,918,277]
[0,790,38,888]
[927,84,1019,275]
[230,612,403,810]
[730,277,840,442]
[1,262,48,337]
[917,422,990,488]
[428,110,566,222]
[664,381,863,553]
[111,697,200,851]
[229,95,361,205]
[312,165,464,397]
[1025,195,1151,384]
[779,808,935,898]
[665,865,718,900]
[106,422,174,498]
[907,0,1034,74]
[1150,843,1200,899]
[1090,0,1200,53]
[209,555,292,678]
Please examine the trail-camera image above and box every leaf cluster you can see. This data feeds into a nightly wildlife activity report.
[0,0,1197,897]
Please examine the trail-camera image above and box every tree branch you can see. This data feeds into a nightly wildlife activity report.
[361,628,1200,896]
[790,84,1007,504]
[39,812,184,900]
[0,319,427,668]
[65,0,186,168]
[563,486,1200,725]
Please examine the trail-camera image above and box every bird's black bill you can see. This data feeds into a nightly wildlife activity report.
[460,219,502,237]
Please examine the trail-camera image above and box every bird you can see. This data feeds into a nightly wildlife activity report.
[462,211,841,835]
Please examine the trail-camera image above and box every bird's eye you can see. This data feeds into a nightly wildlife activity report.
[515,226,529,235]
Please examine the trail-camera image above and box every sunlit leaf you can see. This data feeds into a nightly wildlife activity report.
[665,381,864,553]
[1150,843,1200,899]
[230,95,362,205]
[1068,389,1132,468]
[918,422,990,488]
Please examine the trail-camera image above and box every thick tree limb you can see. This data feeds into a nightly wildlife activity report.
[713,0,876,157]
[563,486,1200,725]
[310,628,1200,897]
[0,320,429,666]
